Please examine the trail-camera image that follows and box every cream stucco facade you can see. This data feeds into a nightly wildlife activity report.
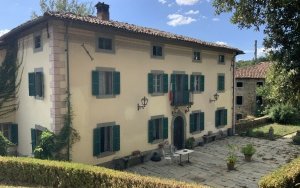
[0,14,240,165]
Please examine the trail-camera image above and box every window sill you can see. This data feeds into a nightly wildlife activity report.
[96,95,116,99]
[151,56,164,60]
[218,62,225,65]
[191,130,203,135]
[95,48,115,54]
[95,151,116,158]
[216,125,227,129]
[33,47,43,53]
[192,60,202,63]
[151,93,165,96]
[192,91,204,94]
[217,90,225,93]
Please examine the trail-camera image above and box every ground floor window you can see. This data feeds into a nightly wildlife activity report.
[31,128,43,152]
[93,124,120,156]
[215,109,228,127]
[148,117,168,143]
[190,112,204,133]
[0,123,18,144]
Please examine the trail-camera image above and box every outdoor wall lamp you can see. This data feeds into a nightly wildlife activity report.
[137,96,148,111]
[209,93,219,103]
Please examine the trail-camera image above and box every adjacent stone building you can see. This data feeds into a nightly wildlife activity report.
[235,62,271,120]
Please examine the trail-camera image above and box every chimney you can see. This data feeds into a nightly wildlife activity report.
[95,2,110,21]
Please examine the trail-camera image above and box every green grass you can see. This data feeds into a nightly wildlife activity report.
[250,123,300,138]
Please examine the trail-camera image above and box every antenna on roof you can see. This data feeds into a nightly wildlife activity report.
[254,40,257,63]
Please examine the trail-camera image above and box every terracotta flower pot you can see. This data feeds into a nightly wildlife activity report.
[244,154,252,162]
[227,162,235,170]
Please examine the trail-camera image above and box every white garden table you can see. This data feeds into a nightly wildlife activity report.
[175,149,194,166]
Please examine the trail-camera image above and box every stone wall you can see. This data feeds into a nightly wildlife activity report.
[235,78,264,118]
[235,116,271,134]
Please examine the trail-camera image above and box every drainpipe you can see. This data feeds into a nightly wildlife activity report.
[64,22,71,161]
[232,53,238,135]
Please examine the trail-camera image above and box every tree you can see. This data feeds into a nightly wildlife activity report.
[213,0,300,105]
[32,0,94,18]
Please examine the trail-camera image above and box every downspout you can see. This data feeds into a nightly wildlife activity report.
[232,53,238,135]
[64,22,71,161]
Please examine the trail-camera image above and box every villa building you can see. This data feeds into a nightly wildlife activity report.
[0,2,242,165]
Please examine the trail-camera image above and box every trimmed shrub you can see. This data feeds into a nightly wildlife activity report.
[0,157,204,188]
[293,135,300,145]
[259,157,300,188]
[268,104,297,124]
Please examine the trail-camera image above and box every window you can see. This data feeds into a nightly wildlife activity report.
[93,124,120,156]
[215,109,227,127]
[148,117,168,143]
[148,73,168,94]
[0,123,18,144]
[98,37,113,50]
[256,96,263,105]
[236,96,243,105]
[28,71,44,98]
[190,74,204,92]
[236,114,243,120]
[219,55,225,64]
[31,128,43,152]
[33,33,43,52]
[193,51,201,61]
[236,82,243,88]
[190,112,204,133]
[92,70,120,97]
[257,82,263,87]
[152,45,163,57]
[217,74,225,91]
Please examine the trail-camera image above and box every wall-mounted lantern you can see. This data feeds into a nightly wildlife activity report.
[209,93,219,103]
[137,96,148,111]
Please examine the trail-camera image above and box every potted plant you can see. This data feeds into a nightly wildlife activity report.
[185,137,195,149]
[241,144,256,162]
[226,144,238,170]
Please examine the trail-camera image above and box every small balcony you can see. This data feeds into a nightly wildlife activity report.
[171,91,193,106]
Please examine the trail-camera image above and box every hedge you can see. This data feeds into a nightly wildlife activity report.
[0,157,206,188]
[259,157,300,188]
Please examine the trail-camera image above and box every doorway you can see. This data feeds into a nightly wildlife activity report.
[173,116,184,150]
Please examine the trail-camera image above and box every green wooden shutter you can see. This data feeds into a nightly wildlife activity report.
[224,109,228,125]
[183,74,188,91]
[148,120,154,143]
[93,128,101,156]
[215,110,220,127]
[92,71,99,96]
[148,73,153,94]
[171,74,176,91]
[113,71,120,95]
[200,112,204,131]
[200,75,205,92]
[163,117,168,139]
[218,75,225,91]
[190,113,195,133]
[11,124,18,145]
[35,72,43,97]
[28,73,36,96]
[113,125,120,152]
[190,75,195,92]
[163,74,168,93]
[31,128,36,152]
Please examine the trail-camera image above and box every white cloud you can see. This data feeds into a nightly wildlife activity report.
[212,18,220,21]
[244,47,270,57]
[176,0,199,6]
[215,41,228,46]
[0,29,10,37]
[168,3,174,7]
[167,14,196,26]
[185,10,199,15]
[158,0,167,4]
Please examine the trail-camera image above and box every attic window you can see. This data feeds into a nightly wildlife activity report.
[33,32,43,52]
[98,37,112,50]
[219,55,225,64]
[152,45,163,58]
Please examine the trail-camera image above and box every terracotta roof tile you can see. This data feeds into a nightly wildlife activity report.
[0,11,243,54]
[235,62,271,79]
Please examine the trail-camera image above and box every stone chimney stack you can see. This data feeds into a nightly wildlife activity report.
[95,2,110,21]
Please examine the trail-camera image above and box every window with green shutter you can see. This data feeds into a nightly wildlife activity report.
[28,71,44,98]
[148,117,168,143]
[217,74,225,91]
[0,123,18,144]
[11,124,18,145]
[215,109,228,127]
[30,128,42,153]
[148,72,168,95]
[91,70,120,97]
[93,124,120,156]
[190,112,205,133]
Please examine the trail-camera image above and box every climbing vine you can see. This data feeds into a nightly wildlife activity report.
[34,93,80,161]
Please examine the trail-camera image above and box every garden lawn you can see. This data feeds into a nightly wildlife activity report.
[251,123,300,138]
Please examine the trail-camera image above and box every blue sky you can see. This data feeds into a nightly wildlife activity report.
[0,0,266,60]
